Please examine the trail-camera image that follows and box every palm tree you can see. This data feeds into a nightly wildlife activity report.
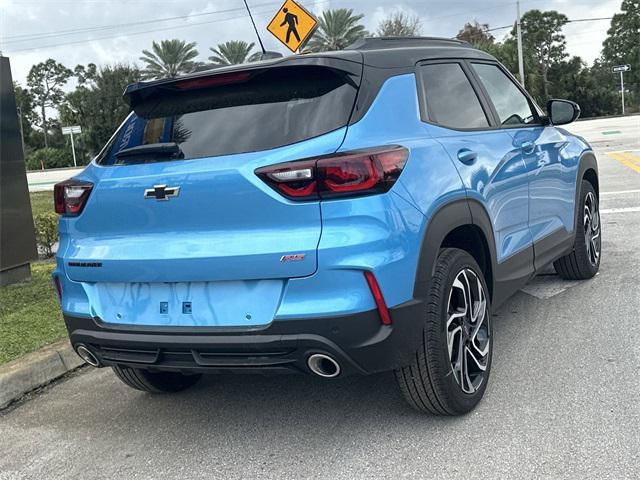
[139,39,199,79]
[306,9,367,52]
[209,40,260,65]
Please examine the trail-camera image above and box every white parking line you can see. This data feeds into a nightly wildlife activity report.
[600,189,640,196]
[600,207,640,214]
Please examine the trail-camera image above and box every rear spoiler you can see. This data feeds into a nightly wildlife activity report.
[123,53,363,110]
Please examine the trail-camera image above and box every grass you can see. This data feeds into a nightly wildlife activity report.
[0,261,66,365]
[30,191,54,218]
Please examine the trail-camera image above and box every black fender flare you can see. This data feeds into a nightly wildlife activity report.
[413,198,498,303]
[573,151,599,234]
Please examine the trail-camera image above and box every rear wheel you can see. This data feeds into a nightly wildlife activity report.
[112,365,202,393]
[554,180,601,280]
[395,248,492,415]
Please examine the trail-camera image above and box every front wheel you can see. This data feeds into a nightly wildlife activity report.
[395,248,492,415]
[112,365,202,393]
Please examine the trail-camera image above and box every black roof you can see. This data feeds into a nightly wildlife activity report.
[346,36,495,68]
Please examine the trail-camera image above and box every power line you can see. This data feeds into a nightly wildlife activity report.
[3,1,329,53]
[3,1,280,42]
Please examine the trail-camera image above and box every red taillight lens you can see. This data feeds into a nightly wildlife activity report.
[364,271,391,325]
[54,179,93,215]
[255,146,408,201]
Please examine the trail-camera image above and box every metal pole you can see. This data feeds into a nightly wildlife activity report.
[620,71,625,115]
[516,0,525,88]
[69,131,77,167]
[16,106,26,156]
[243,0,266,55]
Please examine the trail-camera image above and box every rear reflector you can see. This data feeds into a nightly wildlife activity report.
[54,179,93,215]
[364,271,391,325]
[255,146,408,200]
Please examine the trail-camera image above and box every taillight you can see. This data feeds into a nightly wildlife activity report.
[54,179,93,215]
[255,146,408,200]
[174,71,253,91]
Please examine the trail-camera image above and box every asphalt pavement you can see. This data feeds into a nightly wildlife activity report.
[2,116,639,479]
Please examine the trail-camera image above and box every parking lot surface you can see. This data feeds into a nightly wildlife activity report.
[1,116,639,479]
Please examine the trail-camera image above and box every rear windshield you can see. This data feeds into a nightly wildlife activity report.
[97,66,357,165]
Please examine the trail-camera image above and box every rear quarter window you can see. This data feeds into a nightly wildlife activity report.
[418,62,490,130]
[97,66,357,165]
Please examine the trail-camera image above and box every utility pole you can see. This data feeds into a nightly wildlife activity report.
[16,106,26,156]
[516,0,525,88]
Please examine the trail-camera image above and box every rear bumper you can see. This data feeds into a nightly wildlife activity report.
[64,300,426,376]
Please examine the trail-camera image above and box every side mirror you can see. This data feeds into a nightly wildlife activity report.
[546,99,581,126]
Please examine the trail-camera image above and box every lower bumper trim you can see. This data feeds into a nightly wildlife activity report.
[64,300,426,376]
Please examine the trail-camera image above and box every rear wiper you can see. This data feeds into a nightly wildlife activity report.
[115,142,183,159]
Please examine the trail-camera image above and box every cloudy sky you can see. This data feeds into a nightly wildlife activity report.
[0,0,622,86]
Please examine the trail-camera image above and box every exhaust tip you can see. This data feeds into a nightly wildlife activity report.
[76,344,101,367]
[307,353,341,378]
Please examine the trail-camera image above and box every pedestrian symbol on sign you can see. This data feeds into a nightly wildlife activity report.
[267,0,317,53]
[280,8,300,44]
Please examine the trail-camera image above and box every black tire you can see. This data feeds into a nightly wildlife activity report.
[554,180,601,280]
[112,365,202,393]
[395,248,492,415]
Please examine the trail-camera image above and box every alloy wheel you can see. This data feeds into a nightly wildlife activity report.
[584,191,601,267]
[446,268,490,394]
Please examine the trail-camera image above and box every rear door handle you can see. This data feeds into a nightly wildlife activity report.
[457,149,477,165]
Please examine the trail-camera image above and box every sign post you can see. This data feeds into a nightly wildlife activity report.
[612,65,631,115]
[61,125,82,167]
[267,0,317,53]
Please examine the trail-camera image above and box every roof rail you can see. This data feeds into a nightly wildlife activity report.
[347,37,471,51]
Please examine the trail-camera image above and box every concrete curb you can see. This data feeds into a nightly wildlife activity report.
[0,340,85,409]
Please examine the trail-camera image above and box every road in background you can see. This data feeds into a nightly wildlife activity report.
[2,117,640,479]
[27,167,83,192]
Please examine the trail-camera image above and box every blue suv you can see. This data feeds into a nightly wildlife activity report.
[54,37,600,414]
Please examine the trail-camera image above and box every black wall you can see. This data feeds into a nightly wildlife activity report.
[0,56,38,281]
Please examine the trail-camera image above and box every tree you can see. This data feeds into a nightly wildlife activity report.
[209,40,260,65]
[307,9,367,52]
[376,11,421,37]
[13,82,37,153]
[26,59,72,148]
[60,64,142,159]
[601,0,640,110]
[139,39,199,79]
[516,10,569,101]
[456,21,495,45]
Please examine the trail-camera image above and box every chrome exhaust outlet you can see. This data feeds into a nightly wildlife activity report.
[76,344,101,367]
[307,353,341,378]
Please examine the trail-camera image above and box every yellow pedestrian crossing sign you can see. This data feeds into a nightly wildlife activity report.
[267,0,318,53]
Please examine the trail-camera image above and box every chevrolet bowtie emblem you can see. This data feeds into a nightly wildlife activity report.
[144,185,180,201]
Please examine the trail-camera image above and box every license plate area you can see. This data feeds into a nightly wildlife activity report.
[82,280,284,327]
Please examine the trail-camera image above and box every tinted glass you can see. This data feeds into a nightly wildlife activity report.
[420,63,489,129]
[472,63,537,126]
[97,66,357,165]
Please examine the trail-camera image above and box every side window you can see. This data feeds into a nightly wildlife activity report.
[471,63,538,126]
[419,63,490,129]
